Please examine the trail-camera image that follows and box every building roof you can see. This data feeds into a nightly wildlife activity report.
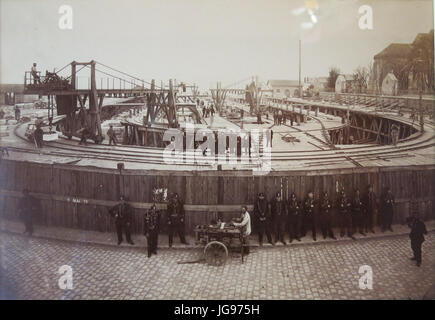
[412,29,434,45]
[384,72,398,82]
[337,74,355,81]
[374,43,412,59]
[316,77,328,83]
[267,80,300,87]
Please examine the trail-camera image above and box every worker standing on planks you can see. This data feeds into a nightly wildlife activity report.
[34,125,44,148]
[78,126,90,146]
[14,105,21,121]
[107,124,118,146]
[391,124,399,146]
[31,63,41,84]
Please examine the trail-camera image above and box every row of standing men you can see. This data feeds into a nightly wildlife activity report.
[253,186,395,244]
[17,186,427,266]
[108,193,187,257]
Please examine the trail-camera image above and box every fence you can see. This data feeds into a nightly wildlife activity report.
[0,159,433,234]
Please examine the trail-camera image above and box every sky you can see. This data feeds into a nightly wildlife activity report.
[0,0,433,90]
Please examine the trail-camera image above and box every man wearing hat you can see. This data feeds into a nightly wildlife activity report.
[107,124,118,146]
[351,189,366,236]
[337,188,355,240]
[253,192,272,246]
[144,203,161,257]
[109,195,134,245]
[302,191,317,241]
[407,210,427,267]
[167,193,188,247]
[380,187,395,232]
[319,191,336,240]
[287,192,302,242]
[270,192,287,245]
[363,185,377,234]
[31,63,41,84]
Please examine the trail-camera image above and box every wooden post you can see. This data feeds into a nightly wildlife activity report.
[71,61,76,90]
[89,60,102,138]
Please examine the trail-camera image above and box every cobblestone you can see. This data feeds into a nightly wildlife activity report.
[0,231,434,299]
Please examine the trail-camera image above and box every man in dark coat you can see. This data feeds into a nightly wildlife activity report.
[319,191,336,240]
[302,191,317,241]
[407,212,427,267]
[363,185,377,233]
[351,189,366,236]
[287,192,302,242]
[34,126,44,148]
[109,195,134,245]
[144,203,161,257]
[380,187,395,232]
[107,124,118,146]
[270,192,287,245]
[18,189,40,236]
[78,127,90,146]
[167,193,188,247]
[337,189,355,240]
[253,192,272,246]
[14,105,21,121]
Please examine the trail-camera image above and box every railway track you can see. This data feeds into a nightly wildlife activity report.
[4,105,435,169]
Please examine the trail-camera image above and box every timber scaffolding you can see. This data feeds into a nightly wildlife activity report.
[264,97,419,146]
[224,92,429,146]
[1,89,435,233]
[23,60,203,146]
[1,72,433,234]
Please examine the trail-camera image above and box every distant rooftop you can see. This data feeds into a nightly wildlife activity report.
[337,74,356,81]
[267,80,300,87]
[374,43,413,59]
[374,29,433,60]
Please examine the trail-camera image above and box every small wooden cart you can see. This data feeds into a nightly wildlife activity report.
[194,224,246,266]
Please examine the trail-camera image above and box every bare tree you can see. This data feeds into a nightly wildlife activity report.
[327,67,340,90]
[353,64,371,93]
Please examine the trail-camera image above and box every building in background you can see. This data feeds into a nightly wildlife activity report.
[335,74,357,93]
[266,80,300,99]
[305,77,329,93]
[381,72,399,96]
[371,29,434,95]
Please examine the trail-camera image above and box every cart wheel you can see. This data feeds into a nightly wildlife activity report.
[204,241,228,266]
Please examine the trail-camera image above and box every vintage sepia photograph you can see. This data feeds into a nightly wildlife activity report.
[0,0,434,304]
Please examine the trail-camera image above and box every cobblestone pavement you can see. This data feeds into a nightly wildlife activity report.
[0,231,434,300]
